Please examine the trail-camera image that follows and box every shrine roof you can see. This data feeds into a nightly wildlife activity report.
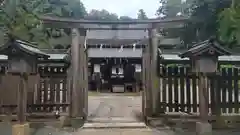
[179,39,231,58]
[0,39,49,59]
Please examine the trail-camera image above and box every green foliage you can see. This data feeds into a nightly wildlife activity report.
[156,0,167,16]
[84,9,133,21]
[85,9,119,20]
[218,0,240,47]
[0,0,88,48]
[179,0,232,48]
[39,0,87,19]
[137,9,148,20]
[38,0,87,48]
[119,16,133,20]
[156,0,192,18]
[0,0,50,47]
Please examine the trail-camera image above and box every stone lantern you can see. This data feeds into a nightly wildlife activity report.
[179,38,231,135]
[0,38,49,124]
[179,38,231,73]
[0,39,49,74]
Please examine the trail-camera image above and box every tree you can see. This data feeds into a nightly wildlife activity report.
[39,0,87,43]
[156,0,192,18]
[85,9,119,20]
[156,0,167,17]
[218,0,240,47]
[137,9,148,19]
[119,16,133,20]
[0,0,50,46]
[0,0,88,48]
[180,0,232,47]
[40,0,87,19]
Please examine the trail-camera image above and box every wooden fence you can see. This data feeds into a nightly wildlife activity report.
[0,66,69,120]
[159,66,240,116]
[30,75,68,113]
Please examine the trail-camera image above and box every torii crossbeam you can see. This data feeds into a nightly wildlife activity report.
[41,16,188,30]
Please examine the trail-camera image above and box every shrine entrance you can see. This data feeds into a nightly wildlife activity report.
[41,16,187,123]
[90,57,141,93]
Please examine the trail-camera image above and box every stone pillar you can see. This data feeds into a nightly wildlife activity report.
[198,73,209,122]
[13,74,30,135]
[18,74,28,123]
[196,73,212,135]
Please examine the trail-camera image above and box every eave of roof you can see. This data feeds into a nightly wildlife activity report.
[0,39,50,59]
[179,39,231,58]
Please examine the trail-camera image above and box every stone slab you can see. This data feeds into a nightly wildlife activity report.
[74,128,174,135]
[196,122,212,135]
[59,116,71,127]
[87,117,139,123]
[0,122,12,135]
[82,122,146,129]
[71,117,85,129]
[12,123,30,135]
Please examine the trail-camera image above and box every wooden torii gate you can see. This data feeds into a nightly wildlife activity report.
[41,16,187,120]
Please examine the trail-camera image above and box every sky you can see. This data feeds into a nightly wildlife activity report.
[81,0,161,18]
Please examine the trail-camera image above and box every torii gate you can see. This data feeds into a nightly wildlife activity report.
[41,16,187,121]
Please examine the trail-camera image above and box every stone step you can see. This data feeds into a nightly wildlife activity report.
[87,117,140,123]
[82,122,147,129]
[75,128,158,135]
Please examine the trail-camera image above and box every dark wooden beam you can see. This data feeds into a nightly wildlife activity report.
[86,39,148,45]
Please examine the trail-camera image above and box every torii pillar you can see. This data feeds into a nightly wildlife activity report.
[146,28,161,116]
[70,28,87,121]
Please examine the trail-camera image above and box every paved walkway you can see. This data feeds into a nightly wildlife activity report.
[75,94,171,135]
[88,94,141,119]
[32,94,174,135]
[73,128,175,135]
[30,94,240,135]
[80,94,176,135]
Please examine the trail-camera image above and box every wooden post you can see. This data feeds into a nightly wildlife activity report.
[142,50,146,118]
[144,43,152,116]
[70,28,86,118]
[198,73,209,122]
[70,28,80,117]
[213,73,221,123]
[148,28,160,116]
[79,29,87,119]
[18,74,28,123]
[67,65,73,116]
[85,53,89,118]
[82,46,88,119]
